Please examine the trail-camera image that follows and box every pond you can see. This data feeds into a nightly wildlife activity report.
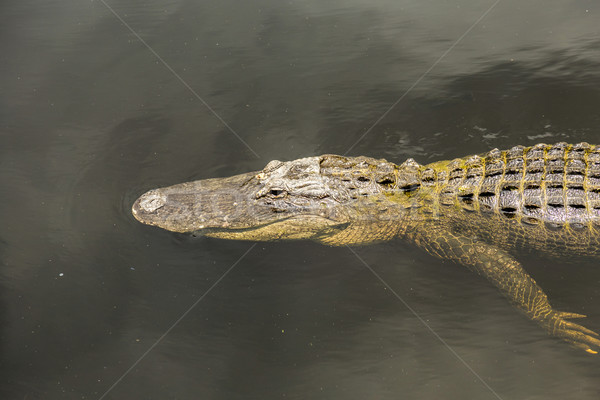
[1,0,599,399]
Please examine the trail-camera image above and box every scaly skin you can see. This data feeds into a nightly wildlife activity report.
[132,142,600,353]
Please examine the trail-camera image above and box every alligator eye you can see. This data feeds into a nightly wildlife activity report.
[270,189,285,197]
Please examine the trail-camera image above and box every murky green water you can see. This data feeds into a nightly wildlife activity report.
[1,0,599,398]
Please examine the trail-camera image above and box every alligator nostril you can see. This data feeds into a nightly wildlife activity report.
[139,191,166,212]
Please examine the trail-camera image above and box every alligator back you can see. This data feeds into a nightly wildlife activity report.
[406,142,600,257]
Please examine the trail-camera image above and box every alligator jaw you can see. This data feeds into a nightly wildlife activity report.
[132,155,405,243]
[199,215,348,241]
[131,168,347,239]
[132,171,258,233]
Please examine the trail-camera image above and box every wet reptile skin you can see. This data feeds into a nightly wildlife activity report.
[132,142,600,353]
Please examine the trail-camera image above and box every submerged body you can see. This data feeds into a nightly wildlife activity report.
[132,142,600,353]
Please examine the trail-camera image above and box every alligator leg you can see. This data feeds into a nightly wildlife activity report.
[413,228,600,354]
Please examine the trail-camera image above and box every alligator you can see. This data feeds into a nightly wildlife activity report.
[132,142,600,353]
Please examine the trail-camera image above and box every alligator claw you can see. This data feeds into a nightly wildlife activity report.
[556,311,587,319]
[549,311,600,354]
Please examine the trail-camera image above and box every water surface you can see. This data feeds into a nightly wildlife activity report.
[1,0,599,399]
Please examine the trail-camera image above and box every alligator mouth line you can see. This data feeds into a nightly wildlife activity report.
[192,215,347,236]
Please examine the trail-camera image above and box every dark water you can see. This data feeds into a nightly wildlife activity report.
[1,0,600,398]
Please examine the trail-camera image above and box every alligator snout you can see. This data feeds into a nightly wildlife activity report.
[132,186,213,232]
[131,171,259,233]
[134,190,166,214]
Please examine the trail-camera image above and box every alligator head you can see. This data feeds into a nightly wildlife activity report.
[132,155,407,245]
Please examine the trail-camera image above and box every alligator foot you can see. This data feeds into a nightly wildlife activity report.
[548,311,600,354]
